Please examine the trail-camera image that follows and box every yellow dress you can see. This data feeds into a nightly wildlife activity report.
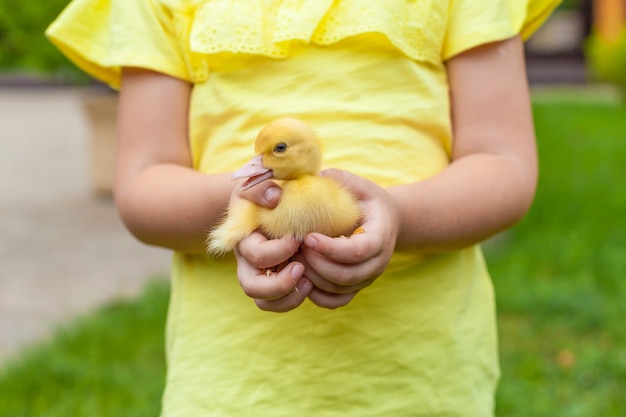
[48,1,560,415]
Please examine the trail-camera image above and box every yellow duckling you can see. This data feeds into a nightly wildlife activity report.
[207,118,362,256]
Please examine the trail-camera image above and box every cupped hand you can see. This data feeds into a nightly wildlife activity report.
[233,179,314,312]
[235,231,313,312]
[298,169,400,309]
[233,177,313,312]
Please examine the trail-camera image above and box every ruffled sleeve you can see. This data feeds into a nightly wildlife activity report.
[442,0,562,60]
[46,0,192,89]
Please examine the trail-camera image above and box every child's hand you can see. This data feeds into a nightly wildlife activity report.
[234,232,313,312]
[235,179,282,208]
[298,169,400,309]
[232,180,313,312]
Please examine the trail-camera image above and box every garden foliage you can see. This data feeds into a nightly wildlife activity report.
[586,30,626,95]
[0,0,87,82]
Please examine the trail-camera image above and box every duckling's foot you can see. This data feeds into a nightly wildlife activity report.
[261,258,292,277]
[340,226,366,239]
[352,226,365,235]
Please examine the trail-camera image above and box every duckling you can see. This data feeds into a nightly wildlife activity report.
[207,118,362,256]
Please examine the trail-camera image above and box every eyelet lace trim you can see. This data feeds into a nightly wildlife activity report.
[183,0,442,68]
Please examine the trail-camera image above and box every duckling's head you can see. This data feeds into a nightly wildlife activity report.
[256,118,323,179]
[233,118,323,190]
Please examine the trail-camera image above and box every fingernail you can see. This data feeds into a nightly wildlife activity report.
[304,235,318,250]
[290,263,304,280]
[264,187,281,203]
[299,279,313,294]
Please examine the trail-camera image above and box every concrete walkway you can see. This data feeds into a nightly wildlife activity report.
[0,87,171,365]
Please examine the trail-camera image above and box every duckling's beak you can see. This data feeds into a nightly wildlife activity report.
[232,154,274,190]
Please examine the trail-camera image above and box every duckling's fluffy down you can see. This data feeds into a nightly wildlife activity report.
[206,117,361,257]
[207,176,361,257]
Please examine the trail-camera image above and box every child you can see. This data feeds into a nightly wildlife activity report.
[47,1,560,415]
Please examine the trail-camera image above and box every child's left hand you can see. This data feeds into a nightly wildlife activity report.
[297,169,400,309]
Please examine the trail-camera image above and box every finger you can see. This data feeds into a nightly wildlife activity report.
[236,260,305,300]
[307,287,357,310]
[296,248,373,292]
[305,256,379,294]
[236,180,282,208]
[320,168,375,201]
[299,247,381,289]
[255,278,313,312]
[238,232,300,269]
[307,271,376,294]
[303,232,380,265]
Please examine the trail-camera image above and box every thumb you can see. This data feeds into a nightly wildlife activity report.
[237,180,282,208]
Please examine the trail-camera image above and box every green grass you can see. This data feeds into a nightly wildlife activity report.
[489,94,626,416]
[0,93,625,416]
[0,281,168,417]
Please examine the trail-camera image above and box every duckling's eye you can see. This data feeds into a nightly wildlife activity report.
[273,142,288,153]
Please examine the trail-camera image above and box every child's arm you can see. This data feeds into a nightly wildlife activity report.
[114,68,228,253]
[297,35,537,309]
[117,68,308,304]
[114,68,285,254]
[390,35,537,251]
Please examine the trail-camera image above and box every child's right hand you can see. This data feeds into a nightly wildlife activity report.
[234,232,312,312]
[235,179,283,209]
[233,180,313,312]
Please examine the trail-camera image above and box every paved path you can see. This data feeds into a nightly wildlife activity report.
[0,87,171,365]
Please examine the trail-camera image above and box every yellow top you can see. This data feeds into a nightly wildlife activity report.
[47,1,560,416]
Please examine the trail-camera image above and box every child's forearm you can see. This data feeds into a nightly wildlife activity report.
[114,164,232,254]
[114,69,235,254]
[388,36,538,253]
[388,150,537,253]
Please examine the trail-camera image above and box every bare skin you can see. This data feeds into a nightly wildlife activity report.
[115,35,537,312]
